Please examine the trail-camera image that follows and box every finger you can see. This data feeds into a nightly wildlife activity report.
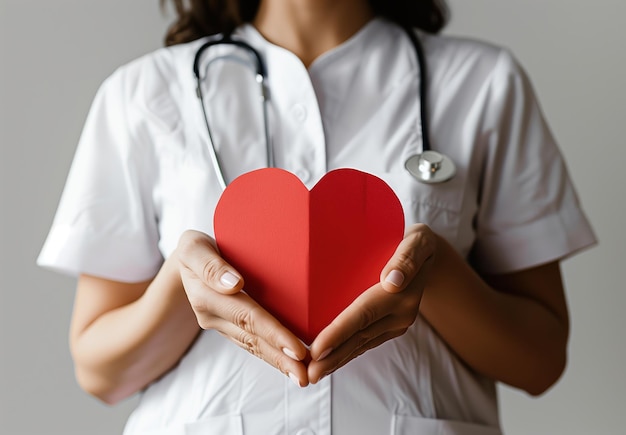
[177,229,244,294]
[309,284,402,361]
[309,298,419,382]
[308,328,404,384]
[380,223,436,293]
[200,290,309,363]
[214,318,309,387]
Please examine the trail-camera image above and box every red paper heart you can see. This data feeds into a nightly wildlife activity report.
[214,168,404,344]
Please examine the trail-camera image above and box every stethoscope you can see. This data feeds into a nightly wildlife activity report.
[193,24,456,190]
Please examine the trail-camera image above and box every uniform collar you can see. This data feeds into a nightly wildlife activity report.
[234,17,387,71]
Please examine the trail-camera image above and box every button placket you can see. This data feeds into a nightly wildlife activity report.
[264,47,326,184]
[292,103,308,122]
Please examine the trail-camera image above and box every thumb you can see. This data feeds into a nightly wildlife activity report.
[380,224,436,293]
[177,230,244,295]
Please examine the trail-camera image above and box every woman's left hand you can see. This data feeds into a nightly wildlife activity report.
[307,223,437,383]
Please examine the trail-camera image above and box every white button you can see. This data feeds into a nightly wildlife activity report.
[295,429,315,435]
[292,104,307,122]
[295,168,310,183]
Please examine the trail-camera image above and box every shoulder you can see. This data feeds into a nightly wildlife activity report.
[110,38,207,90]
[421,32,524,90]
[97,39,209,134]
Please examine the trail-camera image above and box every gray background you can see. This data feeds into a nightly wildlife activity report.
[1,0,624,434]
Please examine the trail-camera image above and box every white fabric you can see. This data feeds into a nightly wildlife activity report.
[38,18,595,435]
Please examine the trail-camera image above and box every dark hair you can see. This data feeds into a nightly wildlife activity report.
[161,0,449,46]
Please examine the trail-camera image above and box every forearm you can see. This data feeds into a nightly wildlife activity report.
[71,257,200,404]
[419,235,569,395]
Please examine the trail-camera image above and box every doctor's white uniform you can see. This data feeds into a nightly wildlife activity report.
[38,18,596,435]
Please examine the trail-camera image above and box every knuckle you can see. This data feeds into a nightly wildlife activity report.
[197,316,213,330]
[354,330,372,349]
[177,230,202,256]
[356,302,377,331]
[395,250,417,277]
[409,222,432,235]
[185,291,203,309]
[412,224,437,254]
[233,306,257,333]
[193,309,218,330]
[408,224,436,246]
[186,297,217,329]
[186,291,210,314]
[202,256,227,286]
[185,281,213,309]
[238,330,260,356]
[273,355,287,374]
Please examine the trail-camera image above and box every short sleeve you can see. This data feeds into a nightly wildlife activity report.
[37,67,163,282]
[470,50,596,274]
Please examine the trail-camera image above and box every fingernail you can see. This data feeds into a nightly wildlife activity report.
[282,347,300,361]
[385,270,405,287]
[288,372,301,387]
[220,271,240,288]
[317,348,333,361]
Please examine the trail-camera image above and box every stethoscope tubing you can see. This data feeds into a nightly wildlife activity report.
[193,24,455,188]
[401,25,431,153]
[193,34,271,190]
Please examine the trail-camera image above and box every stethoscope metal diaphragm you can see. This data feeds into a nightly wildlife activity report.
[405,150,456,184]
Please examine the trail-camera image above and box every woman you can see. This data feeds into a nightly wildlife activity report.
[38,0,596,433]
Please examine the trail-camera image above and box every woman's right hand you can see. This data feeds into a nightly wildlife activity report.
[176,230,309,387]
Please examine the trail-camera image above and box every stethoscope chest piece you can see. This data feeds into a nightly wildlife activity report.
[405,150,456,184]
